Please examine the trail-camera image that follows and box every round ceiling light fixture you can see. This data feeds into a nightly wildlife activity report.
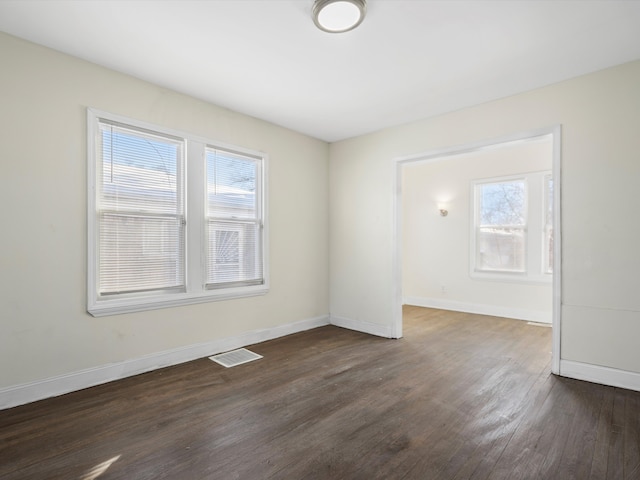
[312,0,367,33]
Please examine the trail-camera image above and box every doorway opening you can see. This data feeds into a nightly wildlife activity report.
[392,126,561,374]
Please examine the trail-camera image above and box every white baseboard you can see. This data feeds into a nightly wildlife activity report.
[0,315,329,410]
[330,314,397,338]
[403,296,552,324]
[560,360,640,392]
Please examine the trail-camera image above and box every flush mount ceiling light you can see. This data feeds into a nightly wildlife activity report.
[312,0,366,33]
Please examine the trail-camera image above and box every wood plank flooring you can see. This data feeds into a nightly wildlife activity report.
[1,306,639,479]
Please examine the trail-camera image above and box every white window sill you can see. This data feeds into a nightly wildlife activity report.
[88,285,269,317]
[470,270,552,285]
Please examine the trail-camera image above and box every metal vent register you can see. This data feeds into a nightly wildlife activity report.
[209,348,263,368]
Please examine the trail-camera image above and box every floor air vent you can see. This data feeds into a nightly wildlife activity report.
[209,348,263,368]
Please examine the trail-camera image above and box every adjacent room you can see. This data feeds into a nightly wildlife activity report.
[1,1,640,478]
[401,133,555,324]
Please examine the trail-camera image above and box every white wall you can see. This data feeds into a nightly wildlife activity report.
[330,60,640,386]
[402,138,552,323]
[0,33,329,404]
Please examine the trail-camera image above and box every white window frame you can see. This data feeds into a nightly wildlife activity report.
[87,109,269,316]
[470,171,551,284]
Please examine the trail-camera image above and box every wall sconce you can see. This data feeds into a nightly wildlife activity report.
[437,202,449,217]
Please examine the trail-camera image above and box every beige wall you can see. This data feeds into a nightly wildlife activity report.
[2,29,640,397]
[0,33,329,388]
[330,60,640,374]
[402,138,552,320]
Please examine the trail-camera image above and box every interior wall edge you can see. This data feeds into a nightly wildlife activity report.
[329,315,397,338]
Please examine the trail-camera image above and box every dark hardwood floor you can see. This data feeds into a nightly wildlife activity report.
[1,306,639,479]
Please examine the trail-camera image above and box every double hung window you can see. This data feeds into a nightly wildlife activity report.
[96,121,186,296]
[205,148,263,289]
[471,171,552,282]
[88,110,267,316]
[474,178,527,273]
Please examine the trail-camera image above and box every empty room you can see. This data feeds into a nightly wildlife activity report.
[1,1,640,479]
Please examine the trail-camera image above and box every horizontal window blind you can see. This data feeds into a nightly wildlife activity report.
[205,148,263,288]
[88,109,269,315]
[97,121,185,295]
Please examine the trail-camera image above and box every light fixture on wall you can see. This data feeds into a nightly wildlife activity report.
[437,202,449,217]
[312,0,367,33]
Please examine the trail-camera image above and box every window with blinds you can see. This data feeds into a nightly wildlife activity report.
[97,121,185,295]
[87,109,268,316]
[205,148,263,288]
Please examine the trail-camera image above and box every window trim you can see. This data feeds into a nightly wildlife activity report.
[470,171,551,285]
[87,108,269,317]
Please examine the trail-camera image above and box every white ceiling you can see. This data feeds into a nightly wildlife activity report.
[1,0,640,142]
